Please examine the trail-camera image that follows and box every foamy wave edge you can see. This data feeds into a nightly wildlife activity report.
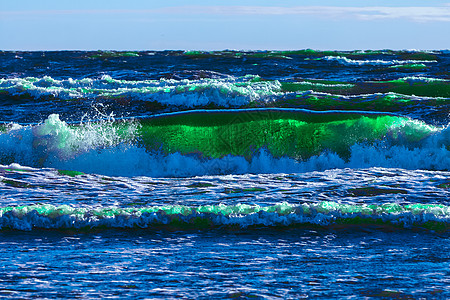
[0,75,281,107]
[1,202,449,231]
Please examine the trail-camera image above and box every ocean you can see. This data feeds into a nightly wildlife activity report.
[0,49,449,298]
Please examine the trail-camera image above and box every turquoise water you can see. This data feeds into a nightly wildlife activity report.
[0,50,449,298]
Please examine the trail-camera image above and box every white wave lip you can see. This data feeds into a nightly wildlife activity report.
[399,76,450,83]
[321,56,437,66]
[0,202,449,231]
[0,75,282,107]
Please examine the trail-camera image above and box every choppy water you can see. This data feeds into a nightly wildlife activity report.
[0,50,449,298]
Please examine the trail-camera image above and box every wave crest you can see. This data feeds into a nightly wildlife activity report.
[1,202,448,231]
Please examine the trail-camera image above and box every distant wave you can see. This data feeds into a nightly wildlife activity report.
[321,56,437,66]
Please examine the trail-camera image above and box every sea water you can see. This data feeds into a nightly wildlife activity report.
[0,50,449,298]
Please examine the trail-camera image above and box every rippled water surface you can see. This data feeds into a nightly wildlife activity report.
[1,230,449,299]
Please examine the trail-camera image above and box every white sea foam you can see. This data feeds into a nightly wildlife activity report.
[399,76,450,83]
[322,56,437,66]
[0,75,282,107]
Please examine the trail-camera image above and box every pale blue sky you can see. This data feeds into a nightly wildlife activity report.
[1,0,449,50]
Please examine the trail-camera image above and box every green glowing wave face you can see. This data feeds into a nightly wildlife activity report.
[1,202,449,231]
[137,110,429,160]
[276,93,449,114]
[280,78,450,98]
[388,64,428,70]
[88,51,140,58]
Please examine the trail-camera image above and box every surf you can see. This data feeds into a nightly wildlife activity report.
[0,109,448,176]
[1,202,448,232]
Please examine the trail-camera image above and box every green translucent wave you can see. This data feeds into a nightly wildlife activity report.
[138,109,432,160]
[280,78,450,98]
[388,64,428,70]
[88,51,140,58]
[274,92,449,115]
[1,202,449,231]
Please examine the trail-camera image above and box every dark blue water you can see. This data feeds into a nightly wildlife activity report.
[0,50,449,298]
[1,230,449,298]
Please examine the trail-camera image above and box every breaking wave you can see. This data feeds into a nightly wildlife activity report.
[0,110,448,176]
[1,202,448,231]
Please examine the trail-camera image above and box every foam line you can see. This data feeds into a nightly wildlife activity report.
[0,202,448,231]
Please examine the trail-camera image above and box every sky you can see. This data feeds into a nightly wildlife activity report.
[1,0,449,51]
